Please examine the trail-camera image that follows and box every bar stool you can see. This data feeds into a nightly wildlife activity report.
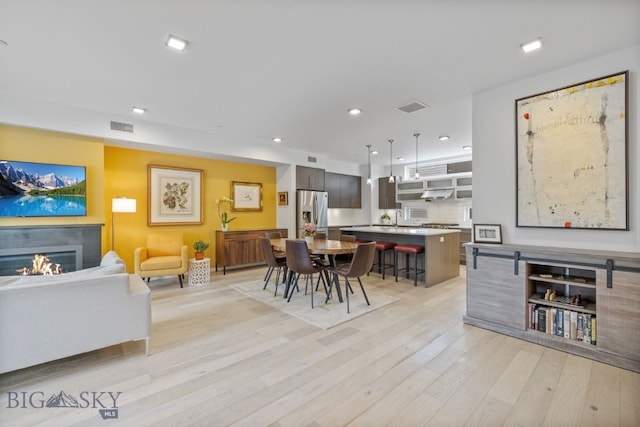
[370,241,396,279]
[394,244,425,286]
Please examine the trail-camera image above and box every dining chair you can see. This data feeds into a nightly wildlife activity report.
[259,237,287,296]
[327,241,376,313]
[264,231,286,280]
[285,239,328,308]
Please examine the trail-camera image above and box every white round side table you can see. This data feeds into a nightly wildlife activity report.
[188,258,210,286]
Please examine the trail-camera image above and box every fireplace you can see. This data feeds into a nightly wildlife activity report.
[0,245,83,276]
[0,225,101,276]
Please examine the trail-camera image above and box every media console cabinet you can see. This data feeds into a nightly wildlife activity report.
[464,243,640,373]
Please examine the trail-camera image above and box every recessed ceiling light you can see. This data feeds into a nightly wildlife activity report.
[438,135,450,141]
[371,150,378,155]
[347,108,363,116]
[462,145,472,150]
[397,156,404,161]
[132,106,146,114]
[521,38,542,53]
[272,137,283,143]
[166,34,188,51]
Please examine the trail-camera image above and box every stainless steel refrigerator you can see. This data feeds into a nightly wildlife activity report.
[296,190,328,238]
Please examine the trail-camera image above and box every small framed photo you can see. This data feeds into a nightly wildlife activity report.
[473,224,502,244]
[148,164,203,226]
[278,191,288,206]
[231,181,262,211]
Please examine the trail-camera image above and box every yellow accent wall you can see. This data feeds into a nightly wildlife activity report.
[0,124,105,226]
[104,147,277,271]
[1,124,277,273]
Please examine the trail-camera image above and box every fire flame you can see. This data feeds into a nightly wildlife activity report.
[16,254,63,276]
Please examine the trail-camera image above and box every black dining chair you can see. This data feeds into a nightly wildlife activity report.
[264,231,287,282]
[259,237,287,296]
[285,239,328,308]
[327,241,376,313]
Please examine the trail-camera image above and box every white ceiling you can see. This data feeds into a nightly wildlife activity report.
[1,1,639,167]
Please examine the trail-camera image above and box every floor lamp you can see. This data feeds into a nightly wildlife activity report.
[111,197,137,251]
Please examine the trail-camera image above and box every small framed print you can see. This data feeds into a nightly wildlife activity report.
[278,191,288,206]
[231,181,262,211]
[473,224,502,244]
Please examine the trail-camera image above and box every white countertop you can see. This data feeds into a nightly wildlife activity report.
[340,226,461,236]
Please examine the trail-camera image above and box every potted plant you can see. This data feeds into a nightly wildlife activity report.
[193,240,209,260]
[216,197,237,231]
[380,212,391,224]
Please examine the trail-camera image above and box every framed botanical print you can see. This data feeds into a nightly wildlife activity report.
[148,164,203,225]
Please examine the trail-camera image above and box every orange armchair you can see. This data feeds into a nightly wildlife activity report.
[134,232,189,287]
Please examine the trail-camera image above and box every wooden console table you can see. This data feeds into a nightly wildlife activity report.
[215,229,288,274]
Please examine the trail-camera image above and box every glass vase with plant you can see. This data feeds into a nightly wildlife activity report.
[216,197,237,231]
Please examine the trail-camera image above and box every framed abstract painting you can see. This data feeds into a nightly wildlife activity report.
[515,71,628,230]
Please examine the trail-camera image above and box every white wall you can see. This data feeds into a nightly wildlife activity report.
[472,45,639,253]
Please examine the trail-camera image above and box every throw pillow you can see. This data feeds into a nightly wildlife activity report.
[100,251,125,267]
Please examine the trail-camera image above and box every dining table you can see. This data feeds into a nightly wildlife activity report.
[270,237,358,303]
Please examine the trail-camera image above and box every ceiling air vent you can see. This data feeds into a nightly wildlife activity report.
[110,121,133,133]
[307,156,317,163]
[396,100,429,114]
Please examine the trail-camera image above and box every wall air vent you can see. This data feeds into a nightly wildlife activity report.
[110,121,133,133]
[396,100,429,114]
[307,156,317,163]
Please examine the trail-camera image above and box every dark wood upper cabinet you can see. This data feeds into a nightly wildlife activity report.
[325,172,341,208]
[326,172,361,208]
[378,177,398,209]
[296,165,325,191]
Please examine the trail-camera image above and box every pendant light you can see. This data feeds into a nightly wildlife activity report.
[388,139,395,183]
[414,132,421,179]
[366,144,372,185]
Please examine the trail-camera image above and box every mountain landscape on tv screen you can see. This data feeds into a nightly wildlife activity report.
[0,160,87,217]
[0,161,84,196]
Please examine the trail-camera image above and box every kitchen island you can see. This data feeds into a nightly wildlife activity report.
[340,226,460,286]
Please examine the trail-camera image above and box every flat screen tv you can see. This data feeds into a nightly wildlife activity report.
[0,160,87,217]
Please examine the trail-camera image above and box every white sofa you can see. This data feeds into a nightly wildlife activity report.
[0,252,150,374]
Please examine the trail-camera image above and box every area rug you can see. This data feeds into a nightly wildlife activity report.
[231,279,399,330]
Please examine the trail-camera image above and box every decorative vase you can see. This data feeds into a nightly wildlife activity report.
[304,235,314,244]
[222,223,228,232]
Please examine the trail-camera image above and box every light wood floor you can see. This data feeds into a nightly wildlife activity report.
[1,266,639,426]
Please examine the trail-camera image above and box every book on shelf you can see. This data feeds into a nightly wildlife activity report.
[528,303,536,329]
[583,313,592,344]
[570,311,578,340]
[556,308,564,337]
[577,314,584,341]
[591,317,597,345]
[548,308,555,335]
[564,310,571,339]
[538,308,547,333]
